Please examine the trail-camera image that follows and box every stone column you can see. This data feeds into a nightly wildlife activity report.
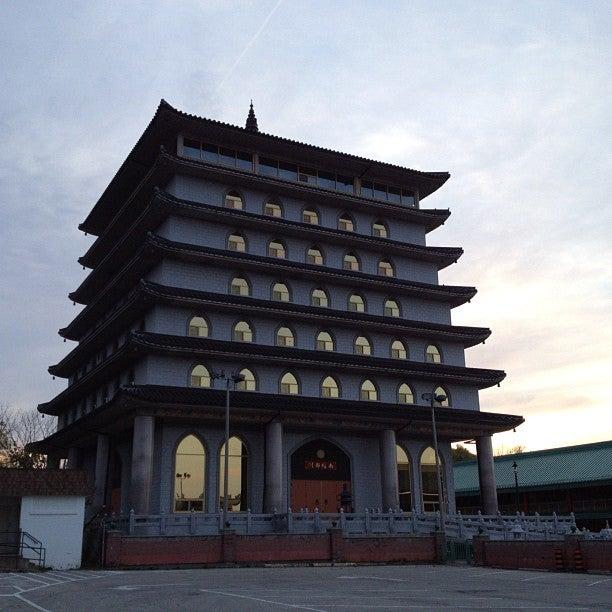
[93,434,110,509]
[264,420,283,513]
[129,416,155,514]
[67,447,80,469]
[476,435,498,515]
[379,429,399,511]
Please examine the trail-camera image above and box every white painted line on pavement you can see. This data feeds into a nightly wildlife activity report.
[200,588,328,611]
[13,592,52,612]
[588,578,612,587]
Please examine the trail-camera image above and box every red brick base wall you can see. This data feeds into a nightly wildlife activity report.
[103,530,441,568]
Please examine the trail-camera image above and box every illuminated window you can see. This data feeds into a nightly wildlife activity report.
[276,326,295,347]
[360,379,378,401]
[188,316,209,337]
[280,372,299,394]
[378,259,394,277]
[272,282,290,302]
[398,383,414,404]
[391,340,407,359]
[307,247,324,265]
[190,365,211,388]
[343,253,360,271]
[268,240,286,258]
[233,321,253,342]
[426,344,442,364]
[421,446,446,512]
[397,445,412,511]
[230,277,250,296]
[354,336,371,356]
[311,288,329,307]
[264,201,282,217]
[225,191,243,209]
[228,234,246,252]
[348,294,365,312]
[384,299,400,317]
[219,436,248,511]
[316,331,334,351]
[433,386,450,406]
[321,376,340,398]
[372,221,388,238]
[338,214,354,232]
[303,209,319,224]
[236,368,256,391]
[174,435,205,512]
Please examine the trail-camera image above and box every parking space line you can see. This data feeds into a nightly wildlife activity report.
[588,578,612,587]
[13,592,52,612]
[200,588,328,611]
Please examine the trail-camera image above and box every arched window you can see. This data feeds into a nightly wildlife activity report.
[397,445,412,511]
[378,259,394,277]
[174,435,205,512]
[225,191,243,210]
[264,201,282,217]
[421,446,446,512]
[228,233,246,252]
[311,288,329,307]
[426,344,442,364]
[280,372,299,394]
[338,214,354,232]
[321,376,340,398]
[348,293,365,312]
[343,253,360,271]
[398,383,414,404]
[233,321,253,342]
[230,277,250,296]
[384,299,400,317]
[354,335,371,356]
[433,386,450,406]
[276,326,295,347]
[316,331,334,351]
[219,436,248,511]
[307,247,324,265]
[372,221,388,238]
[303,208,319,225]
[188,316,209,337]
[360,379,378,401]
[236,368,257,391]
[268,240,286,258]
[190,365,211,388]
[391,340,407,359]
[272,282,290,302]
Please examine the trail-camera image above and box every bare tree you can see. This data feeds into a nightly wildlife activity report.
[494,444,526,457]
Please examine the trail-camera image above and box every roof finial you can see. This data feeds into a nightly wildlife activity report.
[245,100,259,133]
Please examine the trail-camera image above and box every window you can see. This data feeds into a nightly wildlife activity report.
[398,383,414,404]
[276,326,295,347]
[230,277,250,297]
[311,288,329,307]
[360,379,378,401]
[280,372,299,394]
[384,299,400,317]
[338,214,354,232]
[190,365,211,388]
[343,253,360,271]
[391,340,407,360]
[426,344,442,364]
[348,293,365,312]
[264,201,282,217]
[397,445,412,511]
[219,436,248,511]
[298,166,318,184]
[225,191,243,210]
[303,209,319,224]
[360,180,414,206]
[228,234,246,252]
[421,446,446,512]
[354,336,371,356]
[307,247,324,265]
[321,376,340,398]
[233,321,253,342]
[188,316,209,338]
[372,221,388,238]
[433,386,450,406]
[236,368,257,391]
[272,282,290,302]
[174,435,205,512]
[378,259,394,277]
[268,240,286,258]
[316,331,334,351]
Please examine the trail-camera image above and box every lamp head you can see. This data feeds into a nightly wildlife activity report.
[434,394,447,404]
[232,373,246,383]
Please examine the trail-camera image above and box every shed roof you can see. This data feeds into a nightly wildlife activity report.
[0,469,92,497]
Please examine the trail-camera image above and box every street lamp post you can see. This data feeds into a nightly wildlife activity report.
[512,460,520,513]
[422,391,447,532]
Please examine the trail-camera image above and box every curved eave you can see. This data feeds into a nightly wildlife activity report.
[81,100,450,235]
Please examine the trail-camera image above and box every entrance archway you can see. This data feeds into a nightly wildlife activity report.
[290,439,351,512]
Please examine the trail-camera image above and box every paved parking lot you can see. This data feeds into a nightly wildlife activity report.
[0,564,610,611]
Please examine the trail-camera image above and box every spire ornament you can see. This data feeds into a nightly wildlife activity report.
[245,100,259,132]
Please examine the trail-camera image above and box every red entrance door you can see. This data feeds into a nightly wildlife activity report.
[291,479,351,512]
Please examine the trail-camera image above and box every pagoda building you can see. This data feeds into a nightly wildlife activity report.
[32,101,522,517]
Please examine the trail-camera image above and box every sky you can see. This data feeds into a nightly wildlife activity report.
[0,1,610,453]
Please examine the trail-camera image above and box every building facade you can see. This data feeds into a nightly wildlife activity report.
[33,101,522,518]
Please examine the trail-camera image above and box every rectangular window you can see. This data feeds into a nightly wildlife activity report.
[401,189,415,206]
[373,182,387,200]
[360,180,373,198]
[388,185,401,204]
[236,150,253,171]
[317,170,336,190]
[278,161,298,181]
[337,174,354,193]
[219,147,236,167]
[183,138,201,159]
[259,157,278,176]
[298,166,318,184]
[201,142,218,163]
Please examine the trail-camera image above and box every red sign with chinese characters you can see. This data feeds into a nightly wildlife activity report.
[304,460,337,471]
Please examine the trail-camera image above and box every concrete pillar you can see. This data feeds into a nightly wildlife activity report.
[66,447,80,469]
[129,416,155,514]
[264,420,283,513]
[379,429,399,511]
[476,435,498,515]
[93,434,110,509]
